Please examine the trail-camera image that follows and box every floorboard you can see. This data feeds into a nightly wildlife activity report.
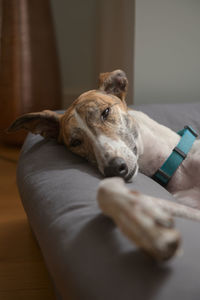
[0,144,56,300]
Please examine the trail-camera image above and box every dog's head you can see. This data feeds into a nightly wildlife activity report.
[8,70,142,181]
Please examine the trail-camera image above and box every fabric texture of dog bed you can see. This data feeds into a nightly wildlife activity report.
[17,102,200,300]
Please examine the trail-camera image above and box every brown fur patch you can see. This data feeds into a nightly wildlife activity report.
[60,89,129,162]
[98,69,128,102]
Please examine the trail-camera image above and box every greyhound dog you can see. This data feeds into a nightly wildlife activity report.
[8,70,200,259]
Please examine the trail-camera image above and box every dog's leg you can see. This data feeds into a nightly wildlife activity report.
[173,188,200,210]
[148,192,200,222]
[97,178,181,261]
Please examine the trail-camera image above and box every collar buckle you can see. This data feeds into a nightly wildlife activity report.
[184,125,198,137]
[152,125,198,187]
[173,146,186,159]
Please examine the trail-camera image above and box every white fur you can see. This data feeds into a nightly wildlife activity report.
[129,110,200,208]
[76,105,200,208]
[74,110,96,143]
[74,109,105,173]
[74,108,138,177]
[128,110,180,176]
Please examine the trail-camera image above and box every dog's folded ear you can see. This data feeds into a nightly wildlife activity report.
[98,69,128,102]
[7,110,62,140]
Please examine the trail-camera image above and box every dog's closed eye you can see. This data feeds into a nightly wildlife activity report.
[70,139,82,147]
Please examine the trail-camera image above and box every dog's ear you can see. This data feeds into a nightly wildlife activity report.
[7,110,62,140]
[98,69,128,102]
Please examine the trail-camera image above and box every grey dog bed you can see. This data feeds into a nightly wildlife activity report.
[17,102,200,300]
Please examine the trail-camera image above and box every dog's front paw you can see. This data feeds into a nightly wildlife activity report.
[97,178,181,261]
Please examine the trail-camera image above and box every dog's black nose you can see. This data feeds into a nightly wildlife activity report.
[104,157,128,178]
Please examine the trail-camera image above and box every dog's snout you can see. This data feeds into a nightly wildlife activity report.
[104,157,128,178]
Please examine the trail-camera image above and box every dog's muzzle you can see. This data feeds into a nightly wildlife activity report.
[104,157,128,179]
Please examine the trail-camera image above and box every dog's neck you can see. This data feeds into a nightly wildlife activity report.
[130,110,180,177]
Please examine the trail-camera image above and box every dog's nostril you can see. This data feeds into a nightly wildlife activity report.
[118,163,128,175]
[104,157,128,178]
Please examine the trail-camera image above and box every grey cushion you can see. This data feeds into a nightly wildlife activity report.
[17,102,200,300]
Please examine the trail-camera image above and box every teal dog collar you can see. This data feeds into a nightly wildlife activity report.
[152,126,198,187]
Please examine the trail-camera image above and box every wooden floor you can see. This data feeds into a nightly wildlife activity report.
[0,144,56,300]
